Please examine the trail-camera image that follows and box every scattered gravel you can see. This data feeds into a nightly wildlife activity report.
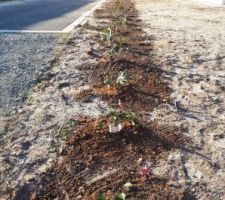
[0,33,58,115]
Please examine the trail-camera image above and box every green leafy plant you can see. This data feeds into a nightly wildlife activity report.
[116,70,129,85]
[103,78,112,86]
[99,121,104,130]
[98,193,107,200]
[67,119,77,128]
[109,36,128,55]
[110,110,137,123]
[116,36,128,47]
[58,128,69,140]
[110,42,122,54]
[115,193,126,200]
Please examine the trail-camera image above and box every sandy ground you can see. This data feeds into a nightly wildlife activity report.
[134,0,225,199]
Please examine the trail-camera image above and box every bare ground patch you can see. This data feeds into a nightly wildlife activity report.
[134,0,225,199]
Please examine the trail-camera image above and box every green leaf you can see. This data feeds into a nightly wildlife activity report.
[115,193,126,200]
[98,193,107,200]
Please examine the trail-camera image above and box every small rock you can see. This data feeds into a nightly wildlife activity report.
[21,141,32,151]
[109,123,122,133]
[123,182,133,189]
[76,195,82,200]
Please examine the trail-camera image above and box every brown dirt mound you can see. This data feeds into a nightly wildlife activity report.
[29,116,190,199]
[75,0,169,112]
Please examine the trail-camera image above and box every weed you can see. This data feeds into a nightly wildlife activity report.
[27,94,34,103]
[112,0,125,16]
[67,119,77,128]
[36,115,45,124]
[111,0,132,21]
[110,18,127,34]
[50,55,61,68]
[50,48,62,68]
[98,193,107,200]
[58,128,69,140]
[99,121,104,129]
[109,36,128,55]
[36,82,47,90]
[101,27,113,42]
[116,36,128,46]
[58,33,70,44]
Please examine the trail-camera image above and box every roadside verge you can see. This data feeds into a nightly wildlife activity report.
[13,0,191,199]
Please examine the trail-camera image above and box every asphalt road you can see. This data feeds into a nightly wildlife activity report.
[0,0,99,115]
[0,0,97,30]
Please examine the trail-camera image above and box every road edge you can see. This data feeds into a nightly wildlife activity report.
[63,0,107,32]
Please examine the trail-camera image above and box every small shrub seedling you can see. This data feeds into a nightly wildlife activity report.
[110,110,137,124]
[109,36,128,55]
[108,111,137,133]
[116,70,129,85]
[110,42,122,54]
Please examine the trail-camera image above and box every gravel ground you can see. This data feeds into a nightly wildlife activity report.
[134,0,225,199]
[0,33,58,115]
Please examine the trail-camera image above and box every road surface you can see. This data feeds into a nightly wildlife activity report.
[0,0,98,31]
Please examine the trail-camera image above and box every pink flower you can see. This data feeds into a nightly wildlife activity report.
[139,166,152,176]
